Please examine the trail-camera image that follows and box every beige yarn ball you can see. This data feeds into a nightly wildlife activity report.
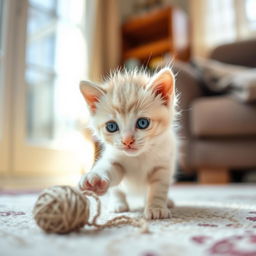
[33,185,90,234]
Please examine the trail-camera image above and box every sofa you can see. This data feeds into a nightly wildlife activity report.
[174,39,256,183]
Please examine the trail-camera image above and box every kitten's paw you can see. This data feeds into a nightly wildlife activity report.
[79,172,110,195]
[144,207,172,220]
[113,202,129,213]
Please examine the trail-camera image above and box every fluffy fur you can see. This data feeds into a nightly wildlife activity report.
[79,67,178,219]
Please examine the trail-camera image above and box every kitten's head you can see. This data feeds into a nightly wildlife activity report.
[80,67,176,156]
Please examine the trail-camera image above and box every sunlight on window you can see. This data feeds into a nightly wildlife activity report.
[245,0,256,27]
[26,0,89,147]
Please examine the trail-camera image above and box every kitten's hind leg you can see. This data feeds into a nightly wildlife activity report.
[110,188,129,213]
[167,198,175,208]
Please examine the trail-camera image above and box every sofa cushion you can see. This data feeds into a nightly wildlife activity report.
[191,97,256,137]
[190,139,256,168]
[192,58,256,103]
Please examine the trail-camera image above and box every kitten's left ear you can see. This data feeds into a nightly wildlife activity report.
[80,80,105,113]
[148,68,175,105]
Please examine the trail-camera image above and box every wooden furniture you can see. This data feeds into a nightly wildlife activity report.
[121,6,190,65]
[198,168,230,184]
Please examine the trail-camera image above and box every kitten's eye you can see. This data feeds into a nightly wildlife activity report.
[136,118,150,129]
[106,121,119,133]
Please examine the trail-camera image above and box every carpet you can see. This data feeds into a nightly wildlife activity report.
[0,185,256,256]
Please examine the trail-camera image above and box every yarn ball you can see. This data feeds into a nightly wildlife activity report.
[33,185,89,234]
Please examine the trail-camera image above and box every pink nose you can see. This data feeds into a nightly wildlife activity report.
[122,136,135,146]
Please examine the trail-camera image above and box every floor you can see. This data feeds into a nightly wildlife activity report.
[0,185,256,256]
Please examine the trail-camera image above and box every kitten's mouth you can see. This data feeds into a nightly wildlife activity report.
[122,146,138,153]
[124,147,137,152]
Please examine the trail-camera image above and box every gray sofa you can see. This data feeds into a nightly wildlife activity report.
[174,39,256,183]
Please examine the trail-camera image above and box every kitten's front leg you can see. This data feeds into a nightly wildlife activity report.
[144,167,171,219]
[79,160,124,195]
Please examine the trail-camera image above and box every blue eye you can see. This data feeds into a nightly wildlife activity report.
[106,121,119,133]
[136,118,150,129]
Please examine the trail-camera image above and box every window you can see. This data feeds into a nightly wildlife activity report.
[245,0,256,28]
[0,0,93,177]
[25,0,88,146]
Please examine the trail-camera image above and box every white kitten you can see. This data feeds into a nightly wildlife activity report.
[79,67,177,219]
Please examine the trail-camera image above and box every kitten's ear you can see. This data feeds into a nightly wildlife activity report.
[80,80,105,113]
[148,68,175,105]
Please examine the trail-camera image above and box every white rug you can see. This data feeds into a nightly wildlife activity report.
[1,185,256,256]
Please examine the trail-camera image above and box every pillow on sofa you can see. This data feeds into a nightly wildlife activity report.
[192,58,256,102]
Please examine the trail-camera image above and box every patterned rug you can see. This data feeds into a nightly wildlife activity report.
[1,185,256,256]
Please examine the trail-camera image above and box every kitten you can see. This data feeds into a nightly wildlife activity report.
[79,67,177,219]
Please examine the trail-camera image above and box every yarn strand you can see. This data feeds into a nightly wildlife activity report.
[81,190,149,233]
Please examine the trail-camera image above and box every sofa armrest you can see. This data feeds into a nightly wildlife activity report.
[174,61,203,107]
[173,61,203,172]
[173,61,203,136]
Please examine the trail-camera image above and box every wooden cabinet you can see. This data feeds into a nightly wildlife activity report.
[122,7,190,65]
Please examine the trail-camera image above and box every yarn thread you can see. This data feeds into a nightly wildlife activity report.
[33,185,149,234]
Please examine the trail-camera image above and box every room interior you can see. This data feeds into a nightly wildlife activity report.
[0,0,256,255]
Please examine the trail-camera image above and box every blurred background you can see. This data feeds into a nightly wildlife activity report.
[0,0,255,189]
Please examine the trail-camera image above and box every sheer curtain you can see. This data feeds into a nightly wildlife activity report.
[190,0,255,57]
[85,0,121,82]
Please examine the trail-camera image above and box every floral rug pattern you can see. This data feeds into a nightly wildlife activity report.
[0,185,256,256]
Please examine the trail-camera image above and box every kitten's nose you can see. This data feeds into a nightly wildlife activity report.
[122,136,135,146]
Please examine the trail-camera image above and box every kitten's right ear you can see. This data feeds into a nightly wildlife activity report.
[80,81,105,113]
[148,67,175,106]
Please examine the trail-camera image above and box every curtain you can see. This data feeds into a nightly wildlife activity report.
[189,0,256,57]
[85,0,121,82]
[190,0,237,57]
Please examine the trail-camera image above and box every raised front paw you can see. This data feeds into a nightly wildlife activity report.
[79,172,110,195]
[144,207,172,220]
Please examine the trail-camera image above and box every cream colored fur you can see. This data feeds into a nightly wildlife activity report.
[79,67,177,219]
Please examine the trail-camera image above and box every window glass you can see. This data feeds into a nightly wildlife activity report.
[26,0,87,144]
[29,0,57,11]
[245,0,256,27]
